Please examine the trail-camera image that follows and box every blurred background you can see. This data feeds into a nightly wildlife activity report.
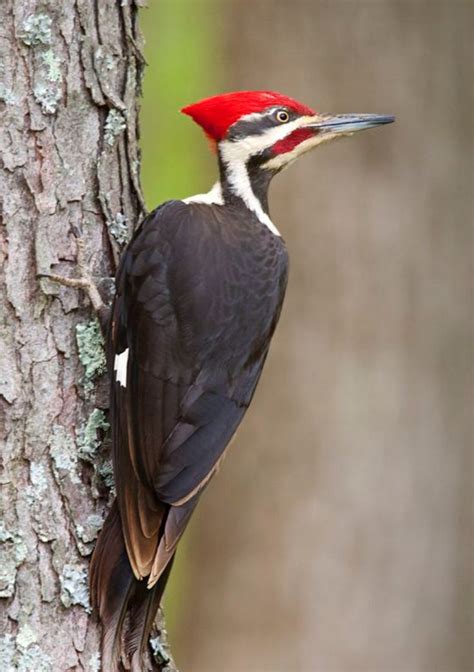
[139,2,473,671]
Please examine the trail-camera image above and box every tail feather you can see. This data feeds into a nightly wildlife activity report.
[129,558,175,672]
[90,501,174,671]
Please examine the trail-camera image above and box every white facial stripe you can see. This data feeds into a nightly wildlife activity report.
[262,130,343,171]
[219,141,280,236]
[183,182,223,205]
[218,115,319,236]
[224,114,318,159]
[183,116,322,236]
[114,348,129,388]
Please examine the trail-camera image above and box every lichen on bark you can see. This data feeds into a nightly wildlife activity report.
[76,320,107,395]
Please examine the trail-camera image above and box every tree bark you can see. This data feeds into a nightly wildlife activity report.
[0,2,176,670]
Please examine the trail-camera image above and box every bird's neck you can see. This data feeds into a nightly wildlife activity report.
[217,148,279,236]
[218,153,271,213]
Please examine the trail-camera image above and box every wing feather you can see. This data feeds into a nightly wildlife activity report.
[109,200,287,585]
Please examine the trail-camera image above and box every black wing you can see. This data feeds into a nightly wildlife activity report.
[109,199,288,585]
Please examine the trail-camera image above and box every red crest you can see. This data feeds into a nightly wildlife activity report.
[181,91,315,141]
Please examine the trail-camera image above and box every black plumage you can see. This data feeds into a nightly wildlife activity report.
[91,197,288,669]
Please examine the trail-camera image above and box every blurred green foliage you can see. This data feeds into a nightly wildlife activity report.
[139,0,221,649]
[140,1,220,208]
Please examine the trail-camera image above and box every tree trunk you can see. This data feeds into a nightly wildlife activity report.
[0,2,175,670]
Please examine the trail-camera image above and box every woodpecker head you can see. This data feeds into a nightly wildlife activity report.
[182,90,394,173]
[182,91,393,233]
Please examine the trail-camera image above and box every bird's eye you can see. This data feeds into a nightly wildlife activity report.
[276,109,290,123]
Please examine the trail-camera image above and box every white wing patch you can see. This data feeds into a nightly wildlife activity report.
[114,348,129,388]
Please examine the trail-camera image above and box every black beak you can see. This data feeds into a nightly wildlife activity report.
[308,114,395,134]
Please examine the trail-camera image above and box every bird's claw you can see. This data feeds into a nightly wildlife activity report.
[38,272,104,313]
[38,234,109,327]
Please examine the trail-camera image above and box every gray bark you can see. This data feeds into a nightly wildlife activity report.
[0,2,176,670]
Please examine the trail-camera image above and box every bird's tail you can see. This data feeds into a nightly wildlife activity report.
[89,500,174,671]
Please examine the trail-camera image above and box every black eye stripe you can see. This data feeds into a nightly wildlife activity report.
[227,108,296,141]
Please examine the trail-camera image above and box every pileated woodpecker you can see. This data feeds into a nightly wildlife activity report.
[90,91,393,669]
